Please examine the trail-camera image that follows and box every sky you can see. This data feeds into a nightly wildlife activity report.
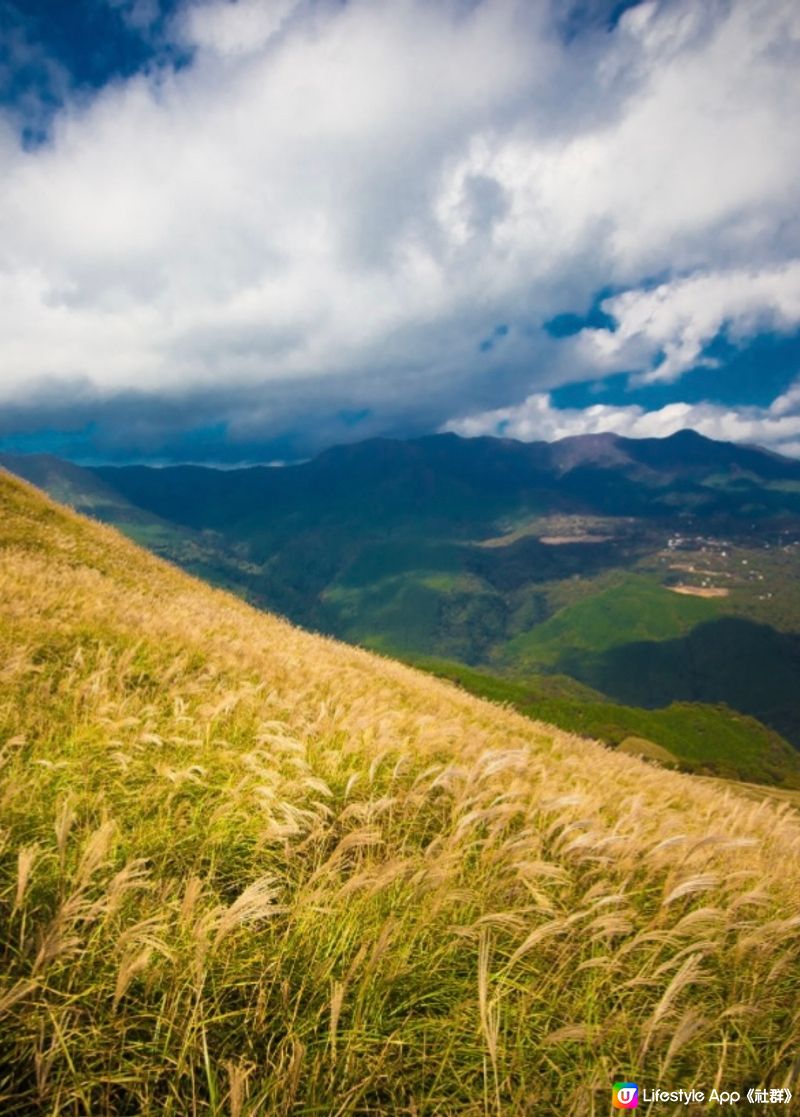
[0,0,799,463]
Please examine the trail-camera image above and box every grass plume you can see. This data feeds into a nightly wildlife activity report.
[0,468,799,1114]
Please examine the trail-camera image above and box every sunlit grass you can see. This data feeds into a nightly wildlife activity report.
[1,469,799,1115]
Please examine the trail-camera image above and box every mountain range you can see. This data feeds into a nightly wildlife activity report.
[4,428,800,786]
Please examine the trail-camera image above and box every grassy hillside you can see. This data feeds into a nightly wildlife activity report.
[494,573,800,749]
[1,470,800,1114]
[413,660,800,788]
[558,616,800,749]
[5,441,800,742]
[499,574,726,671]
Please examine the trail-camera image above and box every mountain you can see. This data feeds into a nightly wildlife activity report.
[0,452,142,521]
[10,428,800,536]
[4,430,800,768]
[1,466,799,1113]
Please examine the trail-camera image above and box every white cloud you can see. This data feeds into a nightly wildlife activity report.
[574,262,800,383]
[444,381,800,457]
[179,0,299,58]
[0,0,799,454]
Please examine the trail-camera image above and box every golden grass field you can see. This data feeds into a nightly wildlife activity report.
[1,468,799,1115]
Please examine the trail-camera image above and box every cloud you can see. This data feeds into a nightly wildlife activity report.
[178,0,299,57]
[574,262,800,383]
[444,379,800,458]
[0,0,799,458]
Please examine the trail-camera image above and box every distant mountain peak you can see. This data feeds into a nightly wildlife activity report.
[547,431,630,473]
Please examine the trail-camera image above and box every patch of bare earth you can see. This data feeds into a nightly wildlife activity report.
[670,584,730,598]
[539,534,611,545]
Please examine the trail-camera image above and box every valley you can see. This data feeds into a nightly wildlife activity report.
[4,429,800,787]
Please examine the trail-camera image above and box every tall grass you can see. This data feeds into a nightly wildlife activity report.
[1,468,800,1115]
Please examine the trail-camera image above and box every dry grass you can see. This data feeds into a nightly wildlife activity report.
[616,737,679,769]
[1,468,800,1115]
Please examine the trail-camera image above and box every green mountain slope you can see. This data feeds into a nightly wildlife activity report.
[413,659,800,788]
[499,574,726,669]
[567,616,800,747]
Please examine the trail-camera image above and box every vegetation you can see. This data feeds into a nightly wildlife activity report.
[498,575,725,670]
[2,470,800,1114]
[5,432,800,763]
[412,659,800,788]
[560,615,800,749]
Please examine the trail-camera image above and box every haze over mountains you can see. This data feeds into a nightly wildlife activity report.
[5,428,800,787]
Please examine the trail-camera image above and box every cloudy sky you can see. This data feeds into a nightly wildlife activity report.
[1,0,799,463]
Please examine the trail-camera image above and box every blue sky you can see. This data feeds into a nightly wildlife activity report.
[1,0,799,463]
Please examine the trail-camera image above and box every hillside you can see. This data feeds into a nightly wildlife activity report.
[412,659,800,788]
[1,469,800,1114]
[4,431,800,771]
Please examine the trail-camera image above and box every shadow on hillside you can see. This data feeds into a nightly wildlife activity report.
[555,617,800,748]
